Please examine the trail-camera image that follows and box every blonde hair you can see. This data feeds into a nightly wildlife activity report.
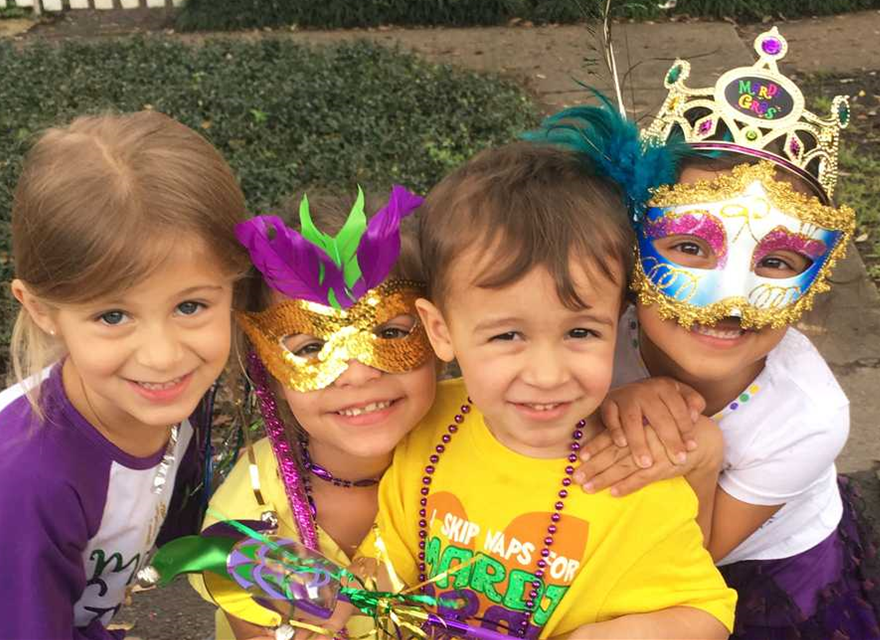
[10,111,251,413]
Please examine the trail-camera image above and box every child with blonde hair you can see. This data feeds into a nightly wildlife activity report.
[0,111,250,639]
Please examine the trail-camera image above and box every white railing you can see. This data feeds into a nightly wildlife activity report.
[0,0,183,11]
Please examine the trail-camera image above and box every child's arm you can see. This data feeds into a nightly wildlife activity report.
[225,614,276,640]
[706,400,848,562]
[706,490,783,562]
[0,468,120,640]
[554,607,729,639]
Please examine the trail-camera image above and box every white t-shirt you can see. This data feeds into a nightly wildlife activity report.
[612,306,849,565]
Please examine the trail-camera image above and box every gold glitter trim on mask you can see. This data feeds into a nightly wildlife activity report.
[237,279,433,392]
[633,160,855,329]
[648,161,856,233]
[630,230,851,330]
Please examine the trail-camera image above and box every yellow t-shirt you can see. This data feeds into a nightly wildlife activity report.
[189,438,374,640]
[366,378,736,638]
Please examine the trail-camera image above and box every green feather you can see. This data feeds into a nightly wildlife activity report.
[299,193,333,257]
[336,186,367,288]
[327,288,341,310]
[299,189,367,291]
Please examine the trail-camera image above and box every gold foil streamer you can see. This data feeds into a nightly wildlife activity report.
[237,279,433,392]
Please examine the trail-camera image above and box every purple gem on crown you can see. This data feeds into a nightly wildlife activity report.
[761,37,782,56]
[790,137,801,155]
[698,119,714,135]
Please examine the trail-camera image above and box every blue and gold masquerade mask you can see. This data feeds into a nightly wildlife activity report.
[632,161,854,329]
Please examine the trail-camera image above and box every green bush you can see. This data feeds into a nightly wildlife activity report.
[174,0,880,32]
[0,37,539,375]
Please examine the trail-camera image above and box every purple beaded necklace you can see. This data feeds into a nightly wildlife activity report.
[298,433,382,489]
[415,398,584,638]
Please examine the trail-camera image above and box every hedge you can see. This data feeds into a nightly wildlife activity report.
[174,0,880,32]
[0,37,539,374]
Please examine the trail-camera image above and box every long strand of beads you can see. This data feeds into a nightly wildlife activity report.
[415,400,584,640]
[416,400,471,583]
[516,419,584,638]
[248,352,319,550]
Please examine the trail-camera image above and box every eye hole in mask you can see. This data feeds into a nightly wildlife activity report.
[653,232,816,279]
[281,313,419,361]
[750,227,824,277]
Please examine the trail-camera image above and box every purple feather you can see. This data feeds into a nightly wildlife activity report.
[235,215,347,305]
[355,185,424,294]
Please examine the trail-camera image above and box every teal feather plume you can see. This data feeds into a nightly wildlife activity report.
[523,90,691,220]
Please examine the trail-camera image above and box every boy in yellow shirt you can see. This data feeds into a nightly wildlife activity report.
[364,142,737,639]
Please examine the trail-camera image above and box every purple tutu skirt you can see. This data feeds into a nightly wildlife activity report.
[719,476,880,640]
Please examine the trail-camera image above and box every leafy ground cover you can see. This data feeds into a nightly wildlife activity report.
[0,36,539,374]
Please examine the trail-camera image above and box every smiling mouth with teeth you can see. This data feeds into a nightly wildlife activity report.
[691,322,747,340]
[136,376,186,390]
[522,402,562,412]
[336,400,396,417]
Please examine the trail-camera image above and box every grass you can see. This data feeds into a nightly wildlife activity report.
[0,36,539,375]
[838,149,880,283]
[0,6,32,19]
[173,0,880,32]
[802,73,880,288]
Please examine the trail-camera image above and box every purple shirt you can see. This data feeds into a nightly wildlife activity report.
[0,366,196,640]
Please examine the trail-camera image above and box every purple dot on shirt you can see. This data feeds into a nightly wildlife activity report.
[730,402,739,410]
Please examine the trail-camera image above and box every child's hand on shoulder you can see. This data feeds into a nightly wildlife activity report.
[573,383,721,497]
[596,377,706,469]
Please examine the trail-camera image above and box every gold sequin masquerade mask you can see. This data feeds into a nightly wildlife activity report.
[632,162,855,329]
[238,279,432,392]
[235,186,432,391]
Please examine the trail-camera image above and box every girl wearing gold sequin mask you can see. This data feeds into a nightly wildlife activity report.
[540,28,878,640]
[190,187,438,640]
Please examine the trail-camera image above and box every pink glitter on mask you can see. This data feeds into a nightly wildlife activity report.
[752,227,828,269]
[644,211,728,267]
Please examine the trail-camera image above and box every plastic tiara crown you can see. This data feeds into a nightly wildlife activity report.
[643,27,850,203]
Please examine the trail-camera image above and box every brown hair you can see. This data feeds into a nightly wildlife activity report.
[11,111,251,407]
[420,142,633,309]
[680,152,819,198]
